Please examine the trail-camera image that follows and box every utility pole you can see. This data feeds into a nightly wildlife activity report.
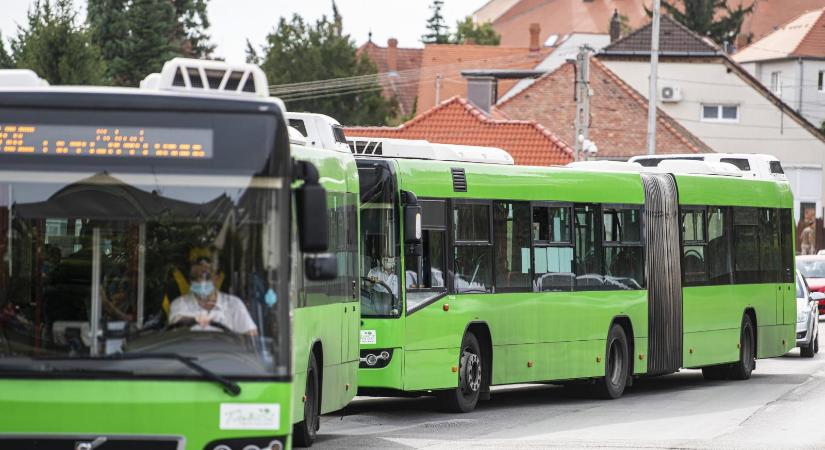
[646,0,661,155]
[573,45,593,162]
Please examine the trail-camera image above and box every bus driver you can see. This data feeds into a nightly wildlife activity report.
[168,257,257,336]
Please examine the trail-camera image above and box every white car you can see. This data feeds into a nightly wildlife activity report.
[796,271,822,358]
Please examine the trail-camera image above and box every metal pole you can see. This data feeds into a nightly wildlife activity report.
[90,227,102,356]
[574,46,592,161]
[136,224,146,328]
[647,0,661,155]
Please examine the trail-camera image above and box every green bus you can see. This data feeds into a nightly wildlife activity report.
[0,59,357,449]
[350,138,796,412]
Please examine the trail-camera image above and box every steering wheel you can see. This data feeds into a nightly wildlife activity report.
[165,317,235,334]
[361,276,395,298]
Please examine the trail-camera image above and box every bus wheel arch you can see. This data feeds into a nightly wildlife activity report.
[465,322,493,401]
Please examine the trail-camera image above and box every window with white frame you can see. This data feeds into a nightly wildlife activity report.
[701,104,739,122]
[770,71,782,95]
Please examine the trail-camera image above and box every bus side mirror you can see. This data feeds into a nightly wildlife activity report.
[305,254,337,281]
[296,182,329,253]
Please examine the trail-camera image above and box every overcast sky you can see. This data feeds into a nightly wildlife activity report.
[0,0,489,63]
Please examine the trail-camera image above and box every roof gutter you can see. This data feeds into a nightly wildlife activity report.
[598,50,721,57]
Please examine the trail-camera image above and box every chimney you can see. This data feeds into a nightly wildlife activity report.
[464,75,497,114]
[610,9,621,43]
[387,38,398,72]
[529,23,541,52]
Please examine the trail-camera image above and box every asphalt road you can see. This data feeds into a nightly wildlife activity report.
[315,321,825,449]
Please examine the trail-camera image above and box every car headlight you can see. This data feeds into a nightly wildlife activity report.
[798,307,810,323]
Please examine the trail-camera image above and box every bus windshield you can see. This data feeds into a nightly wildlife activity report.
[358,161,401,318]
[0,172,288,378]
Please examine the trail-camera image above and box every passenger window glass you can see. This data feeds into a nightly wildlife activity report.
[574,206,601,289]
[493,202,531,290]
[682,210,705,242]
[453,246,492,293]
[454,204,490,242]
[405,229,446,312]
[706,207,732,284]
[733,208,760,284]
[760,208,780,282]
[532,206,571,243]
[683,245,707,284]
[603,246,645,289]
[604,209,641,242]
[534,247,575,292]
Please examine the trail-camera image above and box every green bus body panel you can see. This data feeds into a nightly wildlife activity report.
[290,144,360,422]
[0,379,292,448]
[393,160,646,204]
[359,160,795,395]
[675,174,793,208]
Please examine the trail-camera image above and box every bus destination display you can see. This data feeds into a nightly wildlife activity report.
[0,124,213,159]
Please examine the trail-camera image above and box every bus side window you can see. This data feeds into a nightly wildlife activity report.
[573,205,601,290]
[733,207,760,284]
[706,207,733,285]
[532,204,574,292]
[602,208,645,290]
[682,208,708,285]
[452,203,493,293]
[493,201,531,291]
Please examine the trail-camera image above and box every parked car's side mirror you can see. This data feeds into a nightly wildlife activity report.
[809,292,825,302]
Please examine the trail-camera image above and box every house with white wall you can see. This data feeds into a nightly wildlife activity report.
[598,15,825,223]
[733,7,825,133]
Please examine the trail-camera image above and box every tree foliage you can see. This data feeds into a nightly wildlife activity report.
[0,32,13,69]
[11,0,107,85]
[452,17,500,45]
[250,9,397,126]
[649,0,754,46]
[87,0,214,86]
[422,0,449,44]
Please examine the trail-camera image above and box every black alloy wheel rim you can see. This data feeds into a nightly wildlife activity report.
[461,348,482,395]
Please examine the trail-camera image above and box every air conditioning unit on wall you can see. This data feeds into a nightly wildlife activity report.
[661,85,682,102]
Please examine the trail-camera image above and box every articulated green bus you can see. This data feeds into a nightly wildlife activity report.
[0,59,356,449]
[350,138,795,412]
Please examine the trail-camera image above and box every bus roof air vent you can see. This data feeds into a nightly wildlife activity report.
[140,58,270,98]
[451,168,468,192]
[0,69,49,88]
[345,137,515,165]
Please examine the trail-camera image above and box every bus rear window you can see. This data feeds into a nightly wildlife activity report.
[769,161,784,174]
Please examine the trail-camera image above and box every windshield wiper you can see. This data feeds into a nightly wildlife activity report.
[34,352,241,396]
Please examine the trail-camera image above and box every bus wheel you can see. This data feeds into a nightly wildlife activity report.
[728,314,755,380]
[595,324,629,399]
[438,332,482,413]
[293,355,320,447]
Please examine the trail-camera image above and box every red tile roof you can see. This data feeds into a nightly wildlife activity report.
[358,41,424,116]
[414,44,552,115]
[497,58,713,159]
[483,0,825,49]
[601,14,721,55]
[735,7,825,61]
[345,96,574,166]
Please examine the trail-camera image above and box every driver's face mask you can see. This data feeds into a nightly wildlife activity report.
[190,270,215,299]
[382,257,395,272]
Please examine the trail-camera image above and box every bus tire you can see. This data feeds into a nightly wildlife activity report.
[437,332,482,413]
[293,355,320,447]
[594,323,629,399]
[728,314,755,380]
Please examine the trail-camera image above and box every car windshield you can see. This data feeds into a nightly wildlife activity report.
[0,171,288,378]
[797,259,825,279]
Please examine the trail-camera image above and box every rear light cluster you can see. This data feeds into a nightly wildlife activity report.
[359,349,393,368]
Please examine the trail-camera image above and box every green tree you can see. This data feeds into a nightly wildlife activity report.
[87,0,215,86]
[422,0,449,44]
[11,0,107,85]
[251,10,397,126]
[649,0,754,46]
[452,17,500,45]
[0,32,13,69]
